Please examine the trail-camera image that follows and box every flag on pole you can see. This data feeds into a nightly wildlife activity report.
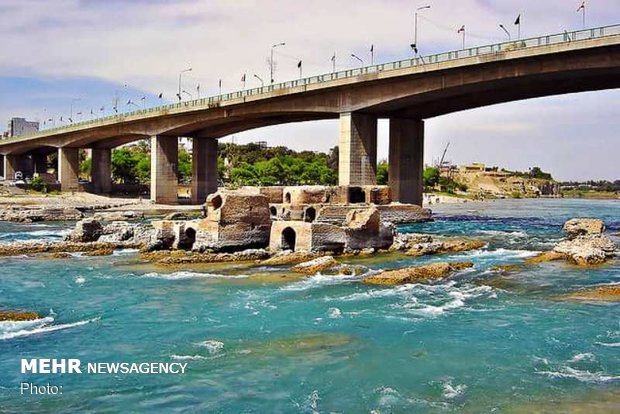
[331,52,336,62]
[241,74,246,82]
[100,106,105,111]
[370,44,374,53]
[126,99,132,105]
[457,25,465,33]
[514,14,521,25]
[158,93,163,99]
[219,79,222,87]
[141,96,146,101]
[297,60,302,68]
[90,109,94,115]
[577,1,585,11]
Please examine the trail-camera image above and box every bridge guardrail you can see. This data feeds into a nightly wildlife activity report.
[7,24,620,141]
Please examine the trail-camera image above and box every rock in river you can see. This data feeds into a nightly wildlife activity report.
[363,261,474,285]
[291,256,339,275]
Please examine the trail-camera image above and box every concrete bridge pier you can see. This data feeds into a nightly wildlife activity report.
[91,148,112,194]
[3,155,16,180]
[58,148,80,192]
[338,112,377,186]
[150,135,178,204]
[191,138,218,204]
[389,118,424,205]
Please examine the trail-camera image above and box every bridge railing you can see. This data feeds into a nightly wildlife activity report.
[9,23,620,141]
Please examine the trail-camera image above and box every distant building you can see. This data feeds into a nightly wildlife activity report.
[460,162,486,172]
[6,118,39,138]
[256,141,268,149]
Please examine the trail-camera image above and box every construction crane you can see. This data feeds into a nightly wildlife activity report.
[438,141,450,167]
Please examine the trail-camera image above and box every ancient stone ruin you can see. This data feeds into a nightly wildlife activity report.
[183,185,431,253]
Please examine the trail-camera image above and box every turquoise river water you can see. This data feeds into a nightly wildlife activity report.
[0,198,618,413]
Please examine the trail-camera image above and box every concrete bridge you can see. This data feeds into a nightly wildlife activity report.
[1,25,619,204]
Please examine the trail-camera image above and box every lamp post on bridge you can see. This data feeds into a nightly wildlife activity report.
[414,5,431,58]
[270,42,285,85]
[178,68,192,102]
[254,74,264,87]
[351,53,364,68]
[70,98,81,123]
[499,24,511,40]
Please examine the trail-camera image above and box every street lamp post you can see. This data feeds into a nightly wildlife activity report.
[70,98,81,122]
[414,5,431,57]
[254,74,264,87]
[178,68,192,102]
[499,24,511,40]
[270,42,285,84]
[351,53,364,67]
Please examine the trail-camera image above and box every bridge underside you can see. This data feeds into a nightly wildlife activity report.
[0,39,618,204]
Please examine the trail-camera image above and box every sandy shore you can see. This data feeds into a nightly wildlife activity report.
[0,193,201,212]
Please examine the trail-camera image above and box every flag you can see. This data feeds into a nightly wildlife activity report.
[457,25,465,33]
[59,116,63,121]
[76,112,82,115]
[514,14,520,25]
[370,44,374,53]
[158,93,163,99]
[126,99,132,105]
[140,96,146,101]
[331,52,336,62]
[90,109,94,115]
[241,74,246,82]
[577,1,585,11]
[68,117,73,123]
[219,79,222,87]
[100,106,104,111]
[297,60,302,68]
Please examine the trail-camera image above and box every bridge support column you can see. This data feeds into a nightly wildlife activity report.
[388,118,424,205]
[91,148,112,194]
[338,112,377,186]
[58,148,80,192]
[3,155,17,180]
[150,135,178,204]
[191,138,218,204]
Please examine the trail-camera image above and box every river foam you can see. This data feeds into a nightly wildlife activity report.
[0,316,99,340]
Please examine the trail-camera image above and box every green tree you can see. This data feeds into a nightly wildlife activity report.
[178,146,191,183]
[112,147,139,183]
[376,160,389,185]
[423,167,440,189]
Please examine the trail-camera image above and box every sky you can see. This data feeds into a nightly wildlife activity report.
[0,0,618,181]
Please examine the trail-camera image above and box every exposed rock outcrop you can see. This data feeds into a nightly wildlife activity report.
[525,251,566,264]
[399,237,485,257]
[552,218,616,265]
[291,256,339,274]
[0,310,40,321]
[140,248,270,265]
[563,218,605,239]
[65,218,103,242]
[0,240,139,257]
[558,284,620,302]
[93,211,144,221]
[0,206,83,223]
[363,261,474,285]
